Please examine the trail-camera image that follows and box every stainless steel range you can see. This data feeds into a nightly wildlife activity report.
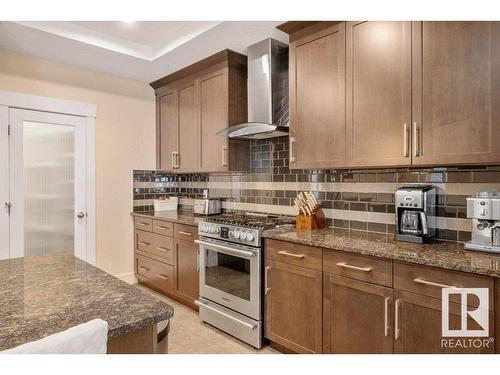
[194,213,294,348]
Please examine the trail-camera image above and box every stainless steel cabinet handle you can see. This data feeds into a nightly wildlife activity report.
[289,137,296,163]
[138,265,150,272]
[394,298,401,340]
[265,266,272,295]
[413,122,421,157]
[176,152,180,169]
[277,250,305,259]
[195,239,256,258]
[194,300,258,330]
[413,278,460,290]
[137,222,148,226]
[137,241,150,246]
[221,145,228,166]
[171,152,176,169]
[384,296,390,337]
[336,262,373,272]
[156,246,169,252]
[403,122,410,157]
[178,231,192,236]
[196,249,200,272]
[155,225,168,230]
[156,273,169,280]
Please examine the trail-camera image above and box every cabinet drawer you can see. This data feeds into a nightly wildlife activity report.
[266,239,322,271]
[136,254,174,293]
[174,223,197,241]
[323,250,392,287]
[394,262,494,309]
[134,216,152,231]
[136,230,174,265]
[153,220,174,237]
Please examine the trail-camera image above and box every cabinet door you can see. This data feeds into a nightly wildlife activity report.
[264,259,322,353]
[323,274,393,353]
[346,21,412,167]
[199,70,228,172]
[158,91,178,171]
[174,238,199,305]
[394,290,494,354]
[412,21,500,165]
[289,22,346,169]
[177,83,199,173]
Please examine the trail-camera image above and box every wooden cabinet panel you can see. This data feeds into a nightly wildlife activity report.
[177,83,199,172]
[158,91,178,171]
[412,21,500,165]
[346,21,412,167]
[324,274,393,353]
[266,239,322,271]
[152,219,174,237]
[394,290,494,353]
[136,254,174,293]
[199,70,228,172]
[323,249,392,287]
[174,223,198,241]
[265,259,322,353]
[134,216,152,232]
[174,238,199,306]
[394,262,494,308]
[289,22,346,169]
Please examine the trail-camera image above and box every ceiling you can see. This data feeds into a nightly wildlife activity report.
[0,21,288,82]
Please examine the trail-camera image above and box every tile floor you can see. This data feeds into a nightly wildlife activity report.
[138,285,279,354]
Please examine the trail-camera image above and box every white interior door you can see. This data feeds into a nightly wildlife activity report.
[9,108,87,260]
[0,106,9,260]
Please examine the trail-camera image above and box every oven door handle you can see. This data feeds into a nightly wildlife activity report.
[194,239,256,258]
[195,300,258,330]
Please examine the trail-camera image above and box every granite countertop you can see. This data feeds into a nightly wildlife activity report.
[0,252,174,351]
[263,227,500,278]
[132,210,204,226]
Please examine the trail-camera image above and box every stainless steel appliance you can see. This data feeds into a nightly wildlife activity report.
[465,190,500,253]
[216,38,289,140]
[193,198,221,215]
[395,185,436,244]
[195,213,294,348]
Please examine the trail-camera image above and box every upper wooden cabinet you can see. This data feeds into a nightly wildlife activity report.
[412,21,500,166]
[280,21,500,169]
[346,21,412,167]
[151,50,250,173]
[289,22,346,169]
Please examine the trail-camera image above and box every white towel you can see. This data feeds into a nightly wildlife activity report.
[2,319,108,354]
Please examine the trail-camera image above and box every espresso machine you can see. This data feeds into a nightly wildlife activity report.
[395,185,436,243]
[464,190,500,253]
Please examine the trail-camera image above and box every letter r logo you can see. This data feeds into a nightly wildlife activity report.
[442,288,489,337]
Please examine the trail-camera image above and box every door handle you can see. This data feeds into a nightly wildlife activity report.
[394,298,401,340]
[384,296,390,337]
[156,273,169,280]
[171,152,176,169]
[413,278,460,290]
[221,145,228,166]
[137,241,150,246]
[76,211,85,219]
[178,231,192,236]
[265,265,272,295]
[289,137,296,163]
[403,122,410,157]
[176,152,180,169]
[138,265,150,272]
[413,122,421,157]
[155,246,169,252]
[336,262,373,272]
[277,250,305,258]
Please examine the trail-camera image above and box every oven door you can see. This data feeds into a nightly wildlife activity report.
[196,237,261,320]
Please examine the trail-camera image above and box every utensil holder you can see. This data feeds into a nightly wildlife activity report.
[296,209,326,230]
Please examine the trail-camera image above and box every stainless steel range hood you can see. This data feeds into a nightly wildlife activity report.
[217,38,289,140]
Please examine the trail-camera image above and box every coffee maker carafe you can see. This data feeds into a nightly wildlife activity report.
[464,190,500,253]
[395,185,436,244]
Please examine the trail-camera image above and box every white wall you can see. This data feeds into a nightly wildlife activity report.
[0,50,156,281]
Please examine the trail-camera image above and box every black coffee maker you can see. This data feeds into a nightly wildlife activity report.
[395,185,436,244]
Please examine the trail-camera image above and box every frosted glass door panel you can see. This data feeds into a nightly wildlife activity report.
[23,121,75,256]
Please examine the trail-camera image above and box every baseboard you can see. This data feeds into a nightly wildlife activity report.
[115,272,137,284]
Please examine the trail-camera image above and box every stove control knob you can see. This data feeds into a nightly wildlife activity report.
[215,227,220,234]
[228,230,234,238]
[480,208,488,217]
[233,230,240,239]
[240,231,247,241]
[246,232,255,242]
[209,226,215,234]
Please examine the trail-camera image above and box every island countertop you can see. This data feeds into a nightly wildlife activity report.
[0,252,174,351]
[263,227,500,278]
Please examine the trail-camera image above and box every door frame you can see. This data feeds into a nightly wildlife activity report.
[0,90,96,265]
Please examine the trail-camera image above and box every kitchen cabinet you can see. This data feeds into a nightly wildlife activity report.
[323,274,393,353]
[345,21,412,167]
[265,259,323,353]
[412,21,500,165]
[288,22,346,169]
[393,290,494,354]
[151,49,250,173]
[174,239,199,306]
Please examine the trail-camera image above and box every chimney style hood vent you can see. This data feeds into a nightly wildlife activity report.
[217,38,289,140]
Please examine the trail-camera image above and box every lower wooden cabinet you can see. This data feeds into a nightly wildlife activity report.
[264,259,323,354]
[323,274,393,353]
[174,238,199,307]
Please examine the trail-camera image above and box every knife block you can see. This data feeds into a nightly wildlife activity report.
[296,208,326,230]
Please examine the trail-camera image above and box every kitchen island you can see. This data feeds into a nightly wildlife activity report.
[0,252,174,353]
